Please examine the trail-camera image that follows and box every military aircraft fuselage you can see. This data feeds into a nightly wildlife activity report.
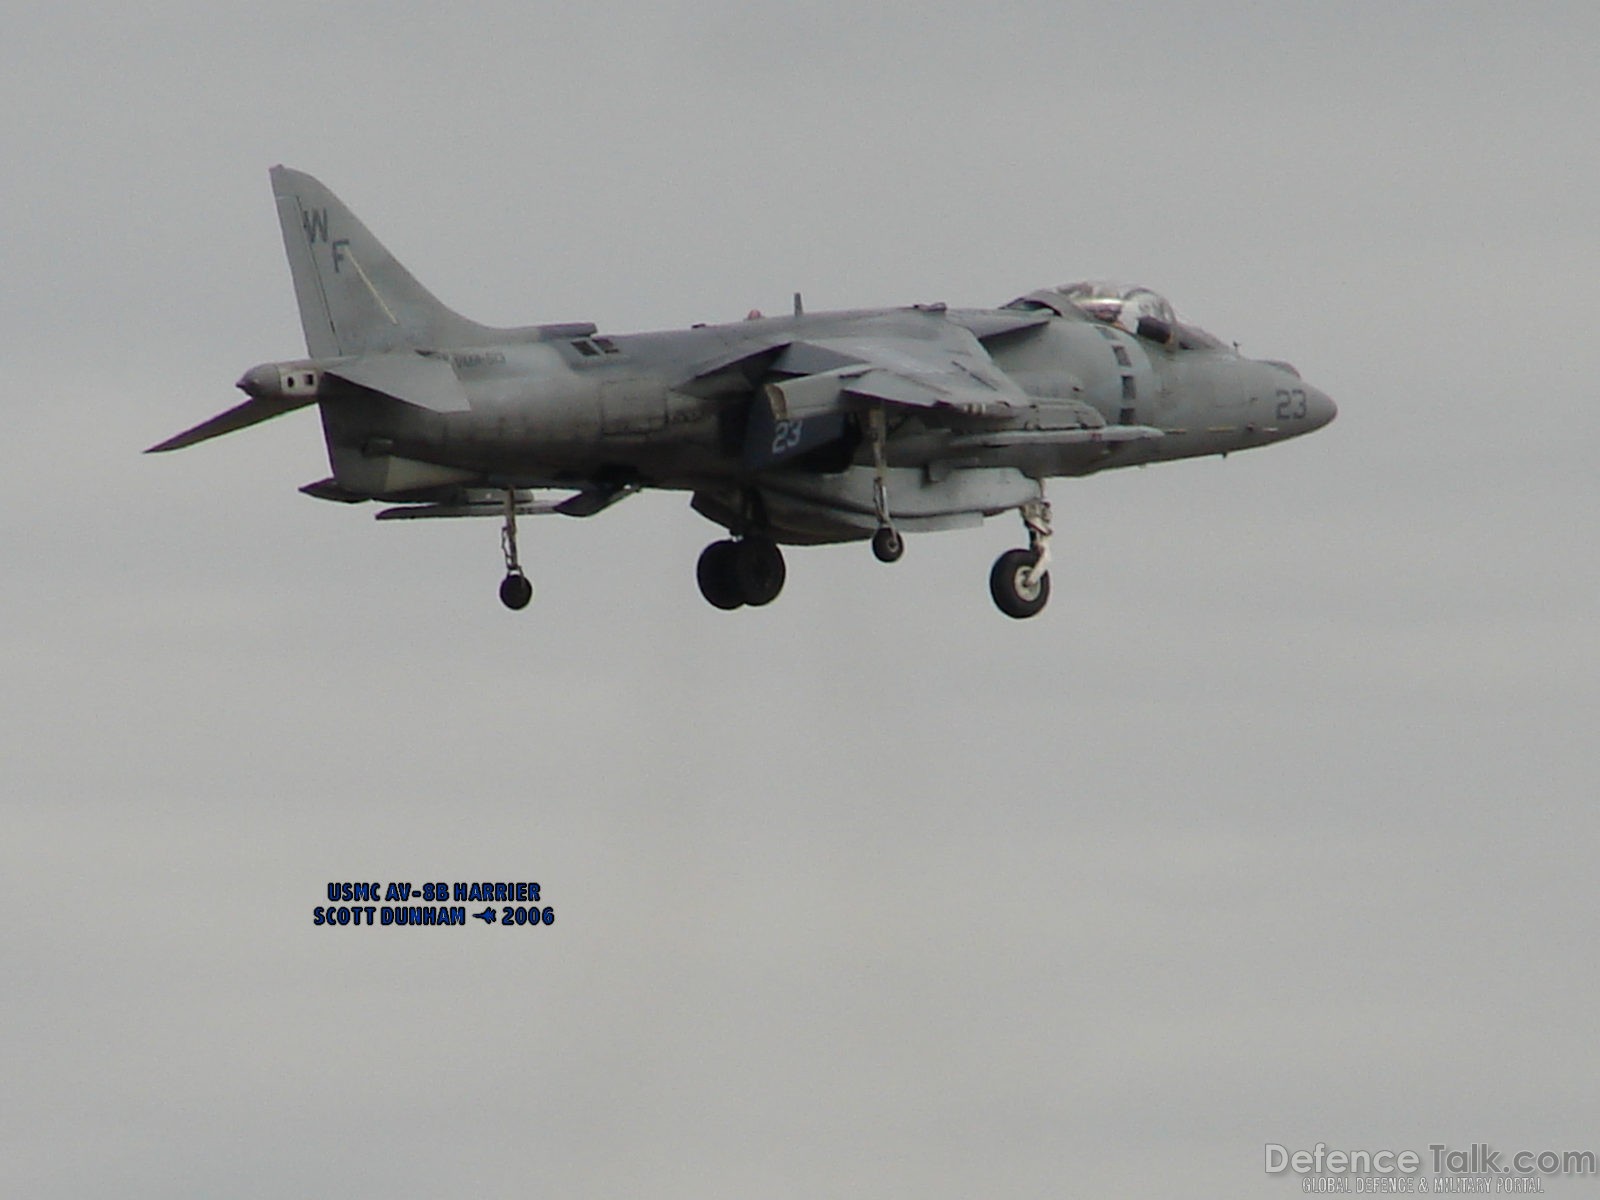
[153,168,1335,617]
[246,303,1332,535]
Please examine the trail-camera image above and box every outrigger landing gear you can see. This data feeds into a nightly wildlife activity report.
[498,489,533,610]
[866,403,904,563]
[871,526,904,563]
[696,535,786,610]
[990,497,1053,619]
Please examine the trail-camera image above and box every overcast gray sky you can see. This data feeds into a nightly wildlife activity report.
[4,2,1599,1196]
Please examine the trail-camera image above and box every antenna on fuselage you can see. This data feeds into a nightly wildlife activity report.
[794,292,804,317]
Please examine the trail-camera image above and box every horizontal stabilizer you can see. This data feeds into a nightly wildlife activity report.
[145,394,316,453]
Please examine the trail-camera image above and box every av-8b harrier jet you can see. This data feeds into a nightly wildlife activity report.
[150,167,1335,618]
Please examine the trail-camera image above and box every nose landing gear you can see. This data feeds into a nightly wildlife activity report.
[990,497,1053,619]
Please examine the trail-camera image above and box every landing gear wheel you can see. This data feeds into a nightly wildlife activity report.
[990,548,1050,619]
[871,526,904,563]
[697,540,746,610]
[735,536,786,606]
[496,489,534,611]
[499,573,534,610]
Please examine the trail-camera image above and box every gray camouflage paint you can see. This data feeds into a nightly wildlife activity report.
[152,167,1335,587]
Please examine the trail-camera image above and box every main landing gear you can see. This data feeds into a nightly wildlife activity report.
[498,490,533,610]
[498,471,1052,617]
[989,497,1053,619]
[696,535,786,610]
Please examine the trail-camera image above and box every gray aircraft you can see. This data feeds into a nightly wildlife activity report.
[150,167,1335,618]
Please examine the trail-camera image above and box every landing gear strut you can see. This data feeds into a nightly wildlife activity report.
[990,497,1053,619]
[867,403,903,563]
[498,489,533,610]
[697,535,786,610]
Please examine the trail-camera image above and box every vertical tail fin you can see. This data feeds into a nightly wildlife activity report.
[271,166,502,356]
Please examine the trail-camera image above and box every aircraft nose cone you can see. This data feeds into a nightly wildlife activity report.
[1306,385,1337,429]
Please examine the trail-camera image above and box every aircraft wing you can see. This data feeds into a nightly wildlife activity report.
[681,314,1044,468]
[760,323,1029,424]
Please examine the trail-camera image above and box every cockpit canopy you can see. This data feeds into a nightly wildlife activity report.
[1057,281,1175,330]
[1006,280,1228,350]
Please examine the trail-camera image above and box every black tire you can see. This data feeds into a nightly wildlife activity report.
[696,540,745,610]
[989,548,1050,619]
[871,526,904,563]
[735,536,786,606]
[499,573,533,610]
